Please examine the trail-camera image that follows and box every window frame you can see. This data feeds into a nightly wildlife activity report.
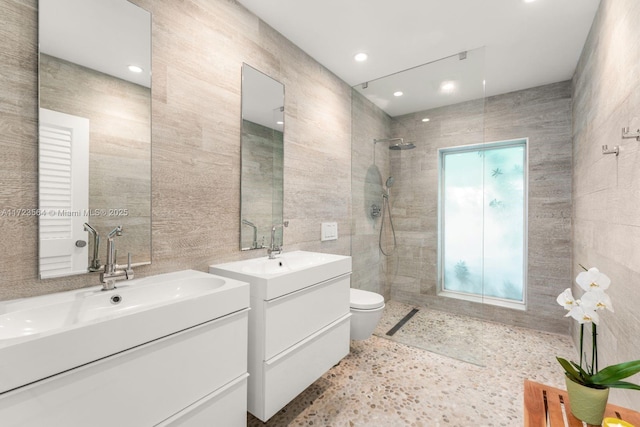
[437,138,529,310]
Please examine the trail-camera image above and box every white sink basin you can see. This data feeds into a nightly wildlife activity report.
[209,251,351,300]
[240,258,292,275]
[0,270,249,394]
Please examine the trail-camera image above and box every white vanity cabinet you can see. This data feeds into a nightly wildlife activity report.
[210,251,352,422]
[0,270,250,427]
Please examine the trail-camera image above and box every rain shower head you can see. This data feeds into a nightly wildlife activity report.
[390,141,416,150]
[373,137,416,150]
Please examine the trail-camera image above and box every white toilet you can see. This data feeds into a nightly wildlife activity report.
[349,288,385,340]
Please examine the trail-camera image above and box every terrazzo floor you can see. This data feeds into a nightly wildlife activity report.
[247,301,575,426]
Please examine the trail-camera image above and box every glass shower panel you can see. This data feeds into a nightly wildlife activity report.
[350,47,487,366]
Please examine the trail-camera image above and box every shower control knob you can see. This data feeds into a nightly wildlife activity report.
[371,204,381,218]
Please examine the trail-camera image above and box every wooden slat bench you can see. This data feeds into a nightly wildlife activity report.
[524,379,640,426]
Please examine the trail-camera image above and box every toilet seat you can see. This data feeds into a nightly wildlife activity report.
[350,288,384,310]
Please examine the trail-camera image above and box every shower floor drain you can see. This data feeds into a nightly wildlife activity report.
[386,308,419,336]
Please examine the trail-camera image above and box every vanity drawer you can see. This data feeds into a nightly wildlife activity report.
[263,274,350,359]
[262,314,350,421]
[157,373,248,427]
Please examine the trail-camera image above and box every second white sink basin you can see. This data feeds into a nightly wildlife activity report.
[0,270,249,394]
[240,258,292,275]
[209,251,351,300]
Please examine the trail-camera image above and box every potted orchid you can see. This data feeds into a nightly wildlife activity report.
[556,266,640,424]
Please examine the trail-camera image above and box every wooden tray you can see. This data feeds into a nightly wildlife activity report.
[524,379,640,426]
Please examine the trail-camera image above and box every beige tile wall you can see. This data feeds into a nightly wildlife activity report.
[572,0,640,409]
[0,0,351,300]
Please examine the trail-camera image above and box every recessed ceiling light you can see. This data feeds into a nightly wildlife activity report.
[523,0,536,3]
[354,52,368,62]
[393,91,403,97]
[421,118,430,122]
[128,65,143,73]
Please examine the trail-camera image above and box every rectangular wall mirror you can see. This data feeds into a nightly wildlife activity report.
[38,0,152,279]
[240,64,285,251]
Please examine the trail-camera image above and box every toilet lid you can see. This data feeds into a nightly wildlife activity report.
[350,288,385,310]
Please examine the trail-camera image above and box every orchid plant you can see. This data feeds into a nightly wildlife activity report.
[556,266,640,390]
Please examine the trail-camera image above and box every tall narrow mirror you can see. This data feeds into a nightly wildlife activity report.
[38,0,151,279]
[240,64,285,251]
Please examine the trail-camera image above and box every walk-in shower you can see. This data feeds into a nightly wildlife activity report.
[351,47,489,366]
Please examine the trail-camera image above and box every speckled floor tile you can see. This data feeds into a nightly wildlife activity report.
[248,301,575,426]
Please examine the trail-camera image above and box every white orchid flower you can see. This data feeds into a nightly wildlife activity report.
[581,289,614,312]
[566,303,600,325]
[576,267,611,292]
[556,288,576,310]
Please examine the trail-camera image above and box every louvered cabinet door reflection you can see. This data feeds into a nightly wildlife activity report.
[39,108,89,279]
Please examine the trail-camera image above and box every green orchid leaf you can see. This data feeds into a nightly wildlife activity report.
[591,360,640,384]
[557,357,577,374]
[557,357,585,384]
[567,359,595,383]
[600,380,640,391]
[569,360,590,378]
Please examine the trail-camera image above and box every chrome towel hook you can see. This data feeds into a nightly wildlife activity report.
[622,127,640,141]
[602,145,619,156]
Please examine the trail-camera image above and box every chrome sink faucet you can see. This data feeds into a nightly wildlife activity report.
[267,221,289,259]
[99,225,134,291]
[83,223,101,272]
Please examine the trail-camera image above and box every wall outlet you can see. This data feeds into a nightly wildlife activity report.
[321,222,338,241]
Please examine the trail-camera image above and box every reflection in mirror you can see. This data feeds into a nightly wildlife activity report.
[240,64,284,251]
[38,0,151,279]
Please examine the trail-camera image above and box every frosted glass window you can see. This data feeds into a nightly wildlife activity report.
[440,140,527,305]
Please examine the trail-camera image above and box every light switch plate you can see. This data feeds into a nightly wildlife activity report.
[321,222,338,241]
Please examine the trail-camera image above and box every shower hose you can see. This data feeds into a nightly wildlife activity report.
[379,193,397,256]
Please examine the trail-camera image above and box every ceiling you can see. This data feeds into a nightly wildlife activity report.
[237,0,601,116]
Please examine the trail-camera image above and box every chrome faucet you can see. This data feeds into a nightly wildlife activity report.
[267,221,289,259]
[99,225,134,291]
[83,223,101,272]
